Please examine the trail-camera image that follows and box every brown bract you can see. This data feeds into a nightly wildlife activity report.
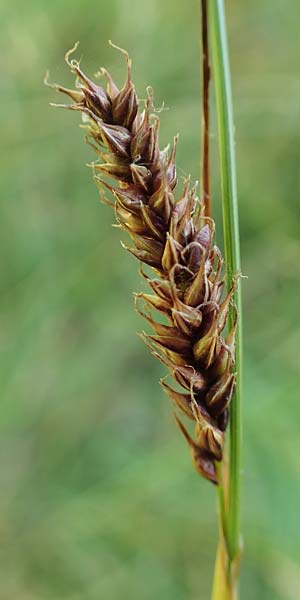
[46,42,238,484]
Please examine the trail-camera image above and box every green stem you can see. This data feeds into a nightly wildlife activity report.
[208,0,243,578]
[212,539,237,600]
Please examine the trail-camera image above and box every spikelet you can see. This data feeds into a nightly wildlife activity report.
[46,42,239,484]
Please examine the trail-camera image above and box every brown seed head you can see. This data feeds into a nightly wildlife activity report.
[46,43,239,484]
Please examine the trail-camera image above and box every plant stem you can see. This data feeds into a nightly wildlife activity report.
[212,538,237,600]
[200,0,211,217]
[208,0,243,594]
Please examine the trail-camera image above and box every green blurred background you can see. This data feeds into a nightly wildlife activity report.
[1,0,300,598]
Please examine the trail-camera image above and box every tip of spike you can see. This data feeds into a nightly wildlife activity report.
[108,40,131,65]
[65,42,80,68]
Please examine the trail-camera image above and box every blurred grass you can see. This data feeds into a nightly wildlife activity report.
[0,0,300,598]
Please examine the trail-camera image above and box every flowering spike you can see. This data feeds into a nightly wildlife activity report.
[47,44,239,484]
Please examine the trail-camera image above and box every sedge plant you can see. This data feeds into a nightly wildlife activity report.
[46,0,243,596]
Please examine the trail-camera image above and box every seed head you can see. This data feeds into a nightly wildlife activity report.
[46,43,239,484]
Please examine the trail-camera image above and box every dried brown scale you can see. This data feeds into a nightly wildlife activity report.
[46,42,239,484]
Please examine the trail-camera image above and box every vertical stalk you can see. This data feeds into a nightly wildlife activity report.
[200,0,211,217]
[212,538,237,600]
[208,0,243,595]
